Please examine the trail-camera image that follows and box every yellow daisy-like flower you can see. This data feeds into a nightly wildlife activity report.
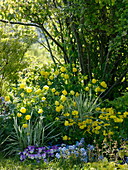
[84,76,88,80]
[42,97,46,101]
[70,90,75,95]
[64,120,69,126]
[72,67,77,72]
[72,110,78,115]
[63,135,68,140]
[47,81,52,85]
[60,95,67,102]
[43,85,49,90]
[92,79,97,84]
[59,104,64,110]
[20,107,26,113]
[19,83,25,89]
[95,86,101,92]
[60,66,66,72]
[56,106,61,112]
[64,74,69,79]
[35,89,42,94]
[26,87,32,93]
[100,81,107,88]
[38,109,43,114]
[84,87,89,91]
[55,117,59,121]
[75,92,79,97]
[5,96,10,101]
[62,90,68,95]
[88,83,92,87]
[22,124,28,128]
[49,75,54,80]
[63,113,70,117]
[51,88,56,93]
[55,91,60,95]
[55,101,60,106]
[17,113,22,117]
[54,70,59,75]
[25,115,31,120]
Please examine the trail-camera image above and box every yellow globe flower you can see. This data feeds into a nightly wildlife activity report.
[20,107,26,113]
[55,91,60,95]
[95,86,101,92]
[63,113,70,117]
[60,95,67,102]
[38,109,43,114]
[26,87,32,93]
[22,124,28,128]
[64,120,69,126]
[70,90,75,95]
[56,106,61,112]
[55,101,60,105]
[5,96,10,101]
[100,81,107,88]
[51,88,56,93]
[20,93,24,97]
[54,70,59,75]
[92,79,97,84]
[84,87,89,91]
[49,75,54,80]
[72,67,77,72]
[43,85,49,90]
[19,83,25,89]
[72,110,78,115]
[35,89,42,94]
[25,115,31,120]
[63,135,68,140]
[17,113,22,117]
[47,81,52,85]
[59,104,64,110]
[62,90,67,95]
[64,74,69,79]
[60,66,66,72]
[42,97,46,101]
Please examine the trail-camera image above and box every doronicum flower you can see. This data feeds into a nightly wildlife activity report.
[49,75,54,80]
[51,88,56,92]
[95,86,101,92]
[72,110,78,115]
[63,135,68,140]
[38,109,43,114]
[70,90,75,95]
[55,101,60,105]
[92,79,97,84]
[25,115,31,120]
[72,67,77,72]
[43,85,49,90]
[19,83,25,89]
[84,87,89,91]
[22,124,28,128]
[47,81,52,85]
[60,66,66,72]
[5,96,10,101]
[64,120,69,126]
[35,89,42,94]
[26,87,32,93]
[54,70,59,75]
[62,90,67,95]
[64,74,69,79]
[100,81,107,88]
[20,107,26,113]
[17,113,22,117]
[60,95,67,102]
[56,106,61,112]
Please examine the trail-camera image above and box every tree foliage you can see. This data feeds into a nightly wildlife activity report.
[0,23,37,95]
[0,0,127,98]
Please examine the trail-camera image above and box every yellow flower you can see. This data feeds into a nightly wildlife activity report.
[25,115,31,120]
[62,90,67,95]
[38,109,43,114]
[60,95,67,102]
[26,87,32,93]
[63,113,70,117]
[17,113,22,117]
[49,75,54,80]
[64,74,69,79]
[42,97,46,101]
[63,135,68,140]
[84,76,88,80]
[40,70,45,75]
[114,118,123,123]
[56,106,61,112]
[59,104,64,109]
[72,110,78,115]
[79,125,86,129]
[20,93,24,97]
[95,107,101,111]
[19,83,25,89]
[88,83,92,87]
[108,131,114,135]
[55,117,59,121]
[51,88,56,93]
[60,66,66,72]
[92,79,97,84]
[95,86,101,92]
[47,81,52,85]
[43,85,49,90]
[64,120,69,126]
[35,89,42,94]
[54,70,59,75]
[5,96,10,101]
[70,90,75,95]
[72,67,77,72]
[75,92,79,97]
[20,107,26,113]
[73,102,77,106]
[22,124,28,128]
[55,91,60,95]
[84,87,89,91]
[100,81,107,88]
[55,101,59,105]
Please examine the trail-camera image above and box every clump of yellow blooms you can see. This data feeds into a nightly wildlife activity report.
[72,67,77,72]
[26,87,32,93]
[19,83,25,89]
[60,66,66,72]
[25,115,31,120]
[62,90,68,95]
[20,107,26,113]
[17,113,22,117]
